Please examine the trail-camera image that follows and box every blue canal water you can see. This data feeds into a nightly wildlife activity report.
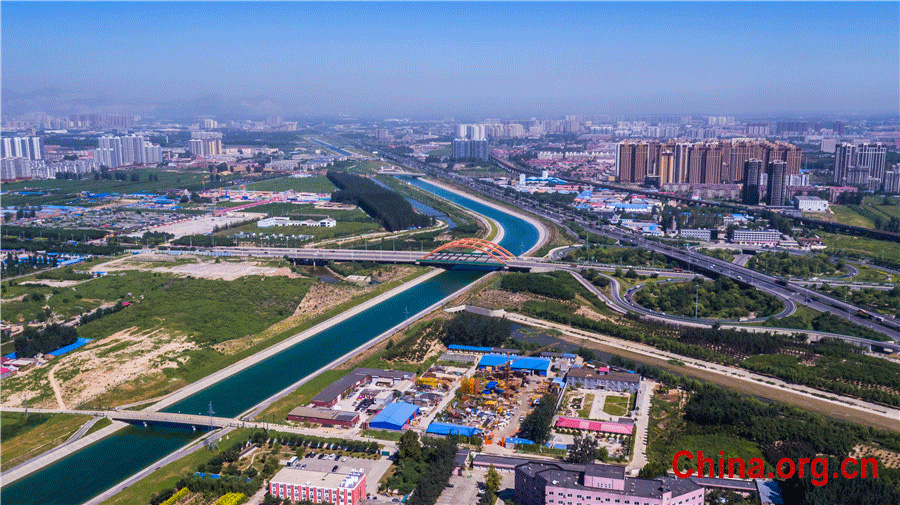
[401,178,539,255]
[1,180,539,505]
[309,138,354,157]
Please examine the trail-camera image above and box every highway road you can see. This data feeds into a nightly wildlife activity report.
[449,175,900,341]
[357,148,900,340]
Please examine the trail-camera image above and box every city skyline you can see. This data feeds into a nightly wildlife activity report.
[3,1,899,119]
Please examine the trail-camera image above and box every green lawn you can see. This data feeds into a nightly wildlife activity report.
[361,429,404,441]
[821,232,900,262]
[827,206,875,228]
[2,169,233,207]
[577,394,595,418]
[602,395,629,417]
[852,264,896,284]
[244,175,336,193]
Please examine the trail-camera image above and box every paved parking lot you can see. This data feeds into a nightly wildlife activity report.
[435,463,516,505]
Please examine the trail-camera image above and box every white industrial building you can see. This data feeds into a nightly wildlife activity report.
[793,196,829,212]
[258,216,336,228]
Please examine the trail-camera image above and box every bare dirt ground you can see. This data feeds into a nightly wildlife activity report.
[92,253,301,280]
[141,211,265,238]
[850,444,900,469]
[19,279,85,288]
[212,265,419,355]
[575,305,610,322]
[1,327,197,409]
[473,289,536,310]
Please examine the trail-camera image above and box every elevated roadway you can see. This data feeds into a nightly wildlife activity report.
[447,175,900,341]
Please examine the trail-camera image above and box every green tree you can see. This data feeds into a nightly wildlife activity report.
[485,464,501,495]
[398,429,422,462]
[565,433,599,464]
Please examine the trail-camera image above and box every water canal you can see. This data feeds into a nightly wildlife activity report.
[2,179,540,505]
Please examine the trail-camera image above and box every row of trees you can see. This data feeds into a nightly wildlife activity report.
[817,285,900,316]
[519,393,558,444]
[383,430,458,502]
[1,252,59,277]
[327,171,432,231]
[406,436,458,505]
[172,235,236,247]
[13,323,78,358]
[78,302,127,326]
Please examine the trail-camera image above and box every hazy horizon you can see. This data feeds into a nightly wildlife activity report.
[3,1,898,120]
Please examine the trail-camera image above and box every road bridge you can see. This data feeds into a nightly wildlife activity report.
[0,408,244,429]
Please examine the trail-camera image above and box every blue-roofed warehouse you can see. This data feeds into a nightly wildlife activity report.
[510,357,551,376]
[477,355,510,370]
[448,344,494,353]
[477,356,552,376]
[368,402,420,431]
[426,422,482,438]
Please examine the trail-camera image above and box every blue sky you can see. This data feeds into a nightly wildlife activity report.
[2,1,898,118]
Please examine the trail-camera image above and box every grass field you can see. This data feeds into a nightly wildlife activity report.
[602,395,629,417]
[220,219,382,243]
[361,429,404,441]
[577,393,595,418]
[1,169,232,207]
[243,175,336,193]
[820,197,900,230]
[821,232,900,262]
[1,272,314,408]
[1,412,92,469]
[825,206,875,228]
[852,264,896,284]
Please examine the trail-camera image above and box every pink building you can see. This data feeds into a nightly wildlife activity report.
[516,461,704,505]
[555,416,634,435]
[269,466,366,505]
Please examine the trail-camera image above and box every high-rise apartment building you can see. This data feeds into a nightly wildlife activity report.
[451,139,488,161]
[742,159,763,205]
[834,142,855,184]
[1,136,44,160]
[833,142,887,189]
[856,143,887,184]
[189,131,223,157]
[884,170,900,194]
[94,135,162,167]
[745,123,770,137]
[658,150,675,185]
[767,160,787,206]
[617,139,799,186]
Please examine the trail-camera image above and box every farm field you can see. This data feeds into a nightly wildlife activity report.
[243,175,336,193]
